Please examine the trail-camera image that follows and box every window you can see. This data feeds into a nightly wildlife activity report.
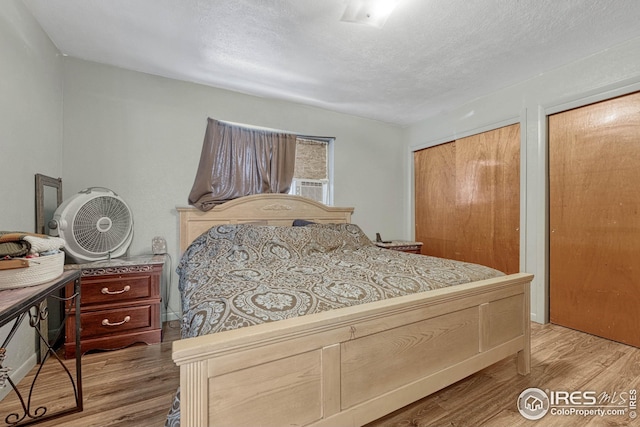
[289,137,333,205]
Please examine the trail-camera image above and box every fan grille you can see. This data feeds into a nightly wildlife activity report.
[72,195,132,254]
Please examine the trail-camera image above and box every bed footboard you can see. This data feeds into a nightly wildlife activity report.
[173,273,533,427]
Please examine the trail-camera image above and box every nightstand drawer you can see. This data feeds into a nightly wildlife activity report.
[81,274,154,305]
[79,303,157,339]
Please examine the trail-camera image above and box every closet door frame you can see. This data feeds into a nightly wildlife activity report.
[413,123,521,274]
[409,115,528,272]
[540,80,640,324]
[548,91,640,346]
[408,82,640,325]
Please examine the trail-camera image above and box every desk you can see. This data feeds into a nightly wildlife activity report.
[0,270,82,426]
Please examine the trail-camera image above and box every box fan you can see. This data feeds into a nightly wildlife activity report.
[49,187,134,263]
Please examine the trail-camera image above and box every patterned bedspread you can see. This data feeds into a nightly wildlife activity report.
[165,223,504,426]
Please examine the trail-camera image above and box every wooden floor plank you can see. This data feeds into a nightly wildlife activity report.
[0,322,181,427]
[1,322,639,426]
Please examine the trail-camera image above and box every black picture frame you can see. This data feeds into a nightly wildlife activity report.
[35,173,63,235]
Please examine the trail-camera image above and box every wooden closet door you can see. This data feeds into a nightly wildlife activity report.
[414,141,456,260]
[549,91,640,347]
[454,125,520,273]
[414,124,520,274]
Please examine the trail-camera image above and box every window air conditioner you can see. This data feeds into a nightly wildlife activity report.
[291,179,328,204]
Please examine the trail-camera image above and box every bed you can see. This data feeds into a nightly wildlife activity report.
[170,194,533,427]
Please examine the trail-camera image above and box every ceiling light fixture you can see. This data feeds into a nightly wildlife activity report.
[340,0,401,28]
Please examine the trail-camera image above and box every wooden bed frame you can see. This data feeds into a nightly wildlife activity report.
[173,194,533,427]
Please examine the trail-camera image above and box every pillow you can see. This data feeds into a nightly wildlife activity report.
[233,224,342,260]
[292,219,316,227]
[307,223,374,250]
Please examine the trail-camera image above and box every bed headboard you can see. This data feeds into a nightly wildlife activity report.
[176,194,354,252]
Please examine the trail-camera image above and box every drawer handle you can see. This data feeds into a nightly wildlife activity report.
[101,285,131,295]
[102,315,131,327]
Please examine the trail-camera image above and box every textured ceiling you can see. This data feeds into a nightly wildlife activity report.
[23,0,640,126]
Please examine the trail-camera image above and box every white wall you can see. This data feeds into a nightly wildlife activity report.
[0,0,63,398]
[404,36,640,324]
[61,58,405,320]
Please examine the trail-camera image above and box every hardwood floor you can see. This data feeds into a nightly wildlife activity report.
[1,321,638,426]
[0,321,181,427]
[368,323,640,427]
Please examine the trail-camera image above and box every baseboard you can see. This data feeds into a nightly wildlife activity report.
[530,311,544,324]
[0,353,37,401]
[162,311,180,323]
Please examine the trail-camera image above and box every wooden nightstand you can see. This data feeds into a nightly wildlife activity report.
[63,255,164,358]
[374,241,423,254]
